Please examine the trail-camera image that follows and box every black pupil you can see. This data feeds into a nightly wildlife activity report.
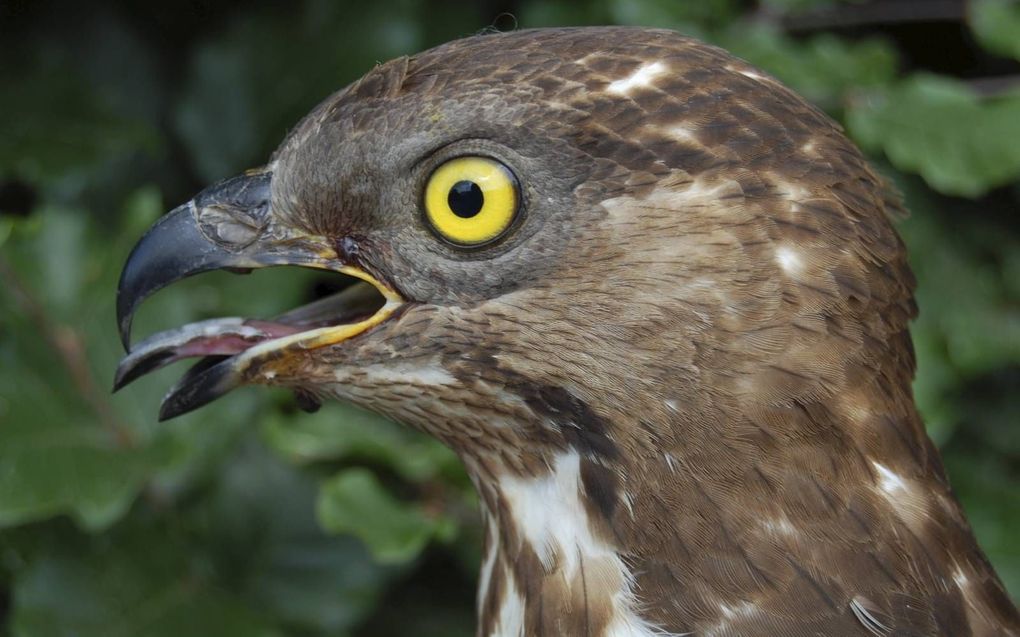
[448,181,484,218]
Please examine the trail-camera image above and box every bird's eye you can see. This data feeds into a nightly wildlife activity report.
[424,156,519,246]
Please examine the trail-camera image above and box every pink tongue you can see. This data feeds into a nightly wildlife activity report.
[115,318,313,393]
[174,320,303,358]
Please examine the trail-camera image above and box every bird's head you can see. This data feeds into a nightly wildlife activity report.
[117,27,908,485]
[115,28,1020,636]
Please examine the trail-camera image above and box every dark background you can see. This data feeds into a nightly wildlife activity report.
[0,0,1017,635]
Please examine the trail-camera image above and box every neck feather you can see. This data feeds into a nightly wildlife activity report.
[470,451,674,637]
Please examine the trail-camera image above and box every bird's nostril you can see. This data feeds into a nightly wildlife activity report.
[334,234,362,265]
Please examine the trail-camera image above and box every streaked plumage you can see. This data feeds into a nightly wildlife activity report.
[115,27,1019,636]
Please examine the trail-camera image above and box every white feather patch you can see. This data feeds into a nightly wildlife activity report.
[496,451,677,636]
[775,246,804,275]
[493,570,525,637]
[872,461,906,494]
[608,61,667,95]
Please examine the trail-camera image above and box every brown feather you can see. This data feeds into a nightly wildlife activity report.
[260,27,1019,636]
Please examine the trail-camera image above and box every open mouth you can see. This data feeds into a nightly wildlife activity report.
[114,170,405,420]
[114,271,398,393]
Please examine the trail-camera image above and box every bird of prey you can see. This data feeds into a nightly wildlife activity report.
[114,27,1018,637]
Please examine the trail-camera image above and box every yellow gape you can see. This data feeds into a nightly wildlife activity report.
[424,156,519,246]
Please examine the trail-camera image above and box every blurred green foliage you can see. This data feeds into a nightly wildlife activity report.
[1,0,1017,634]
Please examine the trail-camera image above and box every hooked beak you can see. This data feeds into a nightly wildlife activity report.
[115,170,403,420]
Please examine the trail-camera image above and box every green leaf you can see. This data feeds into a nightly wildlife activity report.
[194,440,398,634]
[174,2,477,182]
[0,206,161,529]
[317,468,448,565]
[262,404,470,573]
[9,529,282,637]
[895,178,1020,443]
[517,0,614,28]
[720,26,897,109]
[0,416,157,531]
[3,436,398,637]
[609,0,740,32]
[0,189,315,530]
[0,58,158,193]
[848,75,1020,197]
[262,403,462,483]
[758,0,837,12]
[969,0,1020,61]
[0,218,13,249]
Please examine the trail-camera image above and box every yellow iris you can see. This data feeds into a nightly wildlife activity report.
[424,156,518,245]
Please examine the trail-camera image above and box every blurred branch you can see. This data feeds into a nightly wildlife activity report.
[756,0,966,32]
[967,74,1020,96]
[0,255,137,448]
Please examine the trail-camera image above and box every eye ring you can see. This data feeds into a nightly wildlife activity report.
[423,156,520,247]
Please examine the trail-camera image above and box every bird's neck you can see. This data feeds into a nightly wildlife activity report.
[468,451,666,637]
[457,392,1015,637]
[435,337,1013,635]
